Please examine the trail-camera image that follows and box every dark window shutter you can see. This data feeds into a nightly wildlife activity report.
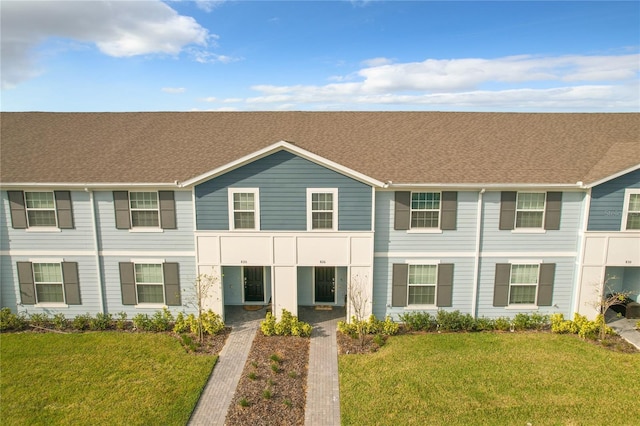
[493,263,511,307]
[62,262,81,305]
[119,262,136,305]
[113,191,131,229]
[394,191,411,230]
[391,263,408,307]
[54,191,74,229]
[163,263,181,306]
[436,263,454,307]
[159,191,176,230]
[17,261,35,304]
[544,192,562,230]
[537,263,556,306]
[440,192,458,230]
[499,192,517,230]
[8,191,27,229]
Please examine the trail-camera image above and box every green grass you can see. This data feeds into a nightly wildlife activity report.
[340,333,640,426]
[1,332,217,425]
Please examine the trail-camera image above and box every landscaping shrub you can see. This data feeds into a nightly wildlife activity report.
[132,313,153,331]
[151,308,174,332]
[260,310,312,337]
[436,310,475,332]
[0,308,27,331]
[474,316,495,332]
[52,313,68,330]
[89,312,113,331]
[550,313,613,340]
[29,313,50,328]
[115,312,129,330]
[493,317,512,331]
[72,313,92,331]
[399,311,437,331]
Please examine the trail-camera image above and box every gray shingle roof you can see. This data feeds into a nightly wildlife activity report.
[1,111,638,186]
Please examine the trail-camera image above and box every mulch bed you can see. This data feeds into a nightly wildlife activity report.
[226,332,310,426]
[337,332,386,355]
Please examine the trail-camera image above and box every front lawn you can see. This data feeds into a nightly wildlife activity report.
[1,332,216,425]
[340,333,640,425]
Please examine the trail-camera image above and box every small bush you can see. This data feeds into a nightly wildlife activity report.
[52,313,68,330]
[270,354,281,363]
[437,310,475,332]
[636,320,640,330]
[115,312,128,330]
[248,372,257,380]
[493,317,512,332]
[550,313,613,340]
[89,312,113,331]
[72,313,92,331]
[239,398,250,407]
[173,312,189,334]
[0,308,27,331]
[200,310,225,335]
[399,311,437,332]
[262,389,272,399]
[475,316,495,332]
[283,399,292,408]
[29,313,50,328]
[132,313,153,331]
[288,371,297,378]
[271,363,279,373]
[260,310,312,337]
[151,308,173,332]
[373,334,385,347]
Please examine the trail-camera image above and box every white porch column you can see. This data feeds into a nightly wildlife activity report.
[273,266,298,318]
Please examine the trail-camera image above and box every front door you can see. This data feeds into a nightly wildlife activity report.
[314,267,335,303]
[244,267,264,303]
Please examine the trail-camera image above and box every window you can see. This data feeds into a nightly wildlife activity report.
[509,264,539,304]
[410,192,440,228]
[16,261,81,305]
[33,263,64,303]
[134,264,165,304]
[623,189,640,230]
[515,192,545,228]
[408,265,437,305]
[228,189,259,230]
[129,192,160,227]
[8,190,74,230]
[25,192,57,227]
[307,189,337,231]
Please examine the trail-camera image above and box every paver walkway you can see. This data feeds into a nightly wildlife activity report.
[188,305,344,426]
[606,311,640,350]
[301,307,345,426]
[188,307,262,426]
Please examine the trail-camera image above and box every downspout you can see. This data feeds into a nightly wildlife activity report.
[572,186,591,317]
[471,189,485,318]
[87,189,106,314]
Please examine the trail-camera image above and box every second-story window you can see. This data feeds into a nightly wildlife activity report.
[411,192,440,228]
[25,192,57,227]
[515,192,545,228]
[129,192,160,227]
[228,188,260,230]
[624,190,640,230]
[307,188,338,231]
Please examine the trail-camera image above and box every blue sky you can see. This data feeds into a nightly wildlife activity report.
[1,0,638,112]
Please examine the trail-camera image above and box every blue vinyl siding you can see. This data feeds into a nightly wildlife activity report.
[481,191,583,253]
[0,256,18,311]
[195,150,372,231]
[100,256,197,317]
[374,191,478,253]
[1,191,95,251]
[588,169,640,231]
[373,256,476,320]
[95,190,195,252]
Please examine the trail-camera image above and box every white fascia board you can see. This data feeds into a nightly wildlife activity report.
[179,140,385,188]
[584,163,640,189]
[382,182,586,191]
[0,182,182,190]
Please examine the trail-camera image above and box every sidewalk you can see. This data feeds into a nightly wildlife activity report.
[188,307,263,426]
[607,313,640,350]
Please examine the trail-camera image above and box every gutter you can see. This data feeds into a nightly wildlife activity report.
[1,182,183,189]
[383,182,587,191]
[88,189,106,314]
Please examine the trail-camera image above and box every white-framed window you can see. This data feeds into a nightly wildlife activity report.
[228,188,260,230]
[25,192,57,227]
[307,188,338,231]
[33,262,65,303]
[410,192,440,228]
[509,264,539,304]
[623,189,640,231]
[129,192,160,227]
[408,264,437,305]
[134,263,165,304]
[515,192,545,228]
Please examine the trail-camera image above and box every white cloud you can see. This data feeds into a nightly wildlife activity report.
[240,53,639,111]
[1,0,211,89]
[200,96,217,102]
[361,57,393,67]
[162,87,186,94]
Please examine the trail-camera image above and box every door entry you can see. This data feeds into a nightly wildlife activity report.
[244,266,264,302]
[315,267,335,303]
